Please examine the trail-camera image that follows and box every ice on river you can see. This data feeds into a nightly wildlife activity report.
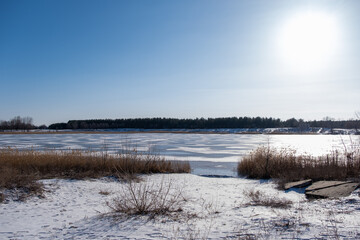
[0,133,356,177]
[1,133,359,239]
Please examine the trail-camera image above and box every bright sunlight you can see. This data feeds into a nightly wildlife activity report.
[277,11,340,73]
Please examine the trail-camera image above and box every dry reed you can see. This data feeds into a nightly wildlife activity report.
[0,147,190,178]
[0,147,190,201]
[238,145,360,183]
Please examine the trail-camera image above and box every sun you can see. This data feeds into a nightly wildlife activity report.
[277,11,340,72]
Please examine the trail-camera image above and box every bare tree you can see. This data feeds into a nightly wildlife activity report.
[1,116,34,131]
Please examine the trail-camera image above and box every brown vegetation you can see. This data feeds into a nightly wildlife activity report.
[0,148,190,202]
[238,144,360,184]
[243,189,292,209]
[107,178,185,218]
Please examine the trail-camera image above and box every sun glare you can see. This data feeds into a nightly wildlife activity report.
[277,11,340,72]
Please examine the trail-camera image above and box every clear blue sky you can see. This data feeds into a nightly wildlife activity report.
[1,0,359,125]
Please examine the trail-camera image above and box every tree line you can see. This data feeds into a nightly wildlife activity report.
[48,117,360,130]
[2,116,359,131]
[0,116,35,131]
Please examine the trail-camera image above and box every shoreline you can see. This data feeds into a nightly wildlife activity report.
[0,130,325,135]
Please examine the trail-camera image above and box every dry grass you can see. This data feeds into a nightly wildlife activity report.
[0,166,44,202]
[107,178,185,218]
[0,147,190,178]
[243,189,292,209]
[0,147,190,202]
[238,144,360,183]
[99,190,111,196]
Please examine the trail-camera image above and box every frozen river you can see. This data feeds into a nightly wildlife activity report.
[0,133,356,177]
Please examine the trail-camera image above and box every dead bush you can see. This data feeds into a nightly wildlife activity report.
[108,178,185,218]
[99,190,111,196]
[243,189,292,209]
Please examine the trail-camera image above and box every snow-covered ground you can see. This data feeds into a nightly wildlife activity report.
[1,174,360,239]
[1,133,359,239]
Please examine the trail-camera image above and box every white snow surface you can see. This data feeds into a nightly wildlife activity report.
[1,174,360,239]
[0,133,354,159]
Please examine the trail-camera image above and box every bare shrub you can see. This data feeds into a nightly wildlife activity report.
[107,178,185,218]
[99,190,111,196]
[170,222,213,240]
[243,189,292,209]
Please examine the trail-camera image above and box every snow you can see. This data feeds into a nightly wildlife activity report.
[1,133,359,239]
[1,174,360,239]
[1,133,356,177]
[0,133,355,161]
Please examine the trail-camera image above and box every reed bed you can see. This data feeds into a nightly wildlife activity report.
[238,145,360,183]
[0,147,190,201]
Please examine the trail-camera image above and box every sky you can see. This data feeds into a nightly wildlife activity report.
[1,0,359,125]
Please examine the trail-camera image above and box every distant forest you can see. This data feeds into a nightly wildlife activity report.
[1,116,359,131]
[47,117,360,130]
[0,116,35,131]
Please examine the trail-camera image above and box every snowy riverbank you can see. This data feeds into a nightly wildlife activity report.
[1,174,360,239]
